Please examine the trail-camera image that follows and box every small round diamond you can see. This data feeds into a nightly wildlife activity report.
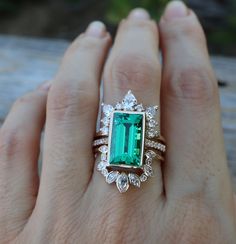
[101,117,110,126]
[146,106,158,119]
[148,119,158,128]
[102,104,114,117]
[135,104,144,112]
[115,102,123,110]
[100,126,109,135]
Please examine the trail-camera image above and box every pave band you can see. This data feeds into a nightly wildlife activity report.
[94,90,166,193]
[93,137,166,154]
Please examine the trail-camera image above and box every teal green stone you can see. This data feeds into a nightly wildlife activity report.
[109,112,144,167]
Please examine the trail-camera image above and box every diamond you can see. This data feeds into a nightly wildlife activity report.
[106,171,119,184]
[122,90,137,110]
[135,104,144,112]
[128,173,141,188]
[100,126,109,135]
[99,145,108,153]
[147,129,158,138]
[101,117,110,126]
[144,165,153,177]
[116,173,129,193]
[140,174,148,182]
[102,104,114,117]
[115,102,123,110]
[146,106,158,119]
[148,119,158,128]
[97,161,107,171]
[145,157,152,166]
[101,153,107,161]
[102,168,108,176]
[145,150,157,159]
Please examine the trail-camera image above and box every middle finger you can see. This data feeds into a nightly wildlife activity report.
[94,9,163,197]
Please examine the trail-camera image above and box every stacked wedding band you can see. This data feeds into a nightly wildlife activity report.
[93,90,166,193]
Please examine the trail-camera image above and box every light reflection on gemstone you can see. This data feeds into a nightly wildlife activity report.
[116,173,129,193]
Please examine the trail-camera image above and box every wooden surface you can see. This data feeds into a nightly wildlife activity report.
[0,35,235,188]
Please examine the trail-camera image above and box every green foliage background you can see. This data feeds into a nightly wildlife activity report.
[0,0,234,54]
[105,0,171,24]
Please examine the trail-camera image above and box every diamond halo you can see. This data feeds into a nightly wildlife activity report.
[95,90,165,193]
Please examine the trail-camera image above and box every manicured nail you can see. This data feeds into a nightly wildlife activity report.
[164,1,188,20]
[129,8,150,20]
[38,81,51,91]
[86,21,106,37]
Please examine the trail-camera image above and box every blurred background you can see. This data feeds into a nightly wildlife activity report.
[0,0,235,55]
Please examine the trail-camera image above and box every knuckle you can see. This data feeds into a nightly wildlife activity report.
[0,128,23,159]
[105,52,160,92]
[165,67,217,106]
[48,82,98,120]
[13,92,35,108]
[12,91,45,111]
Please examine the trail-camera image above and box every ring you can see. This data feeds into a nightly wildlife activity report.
[93,90,166,193]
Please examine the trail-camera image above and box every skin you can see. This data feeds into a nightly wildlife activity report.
[0,1,235,243]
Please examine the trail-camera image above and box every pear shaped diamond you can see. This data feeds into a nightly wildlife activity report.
[128,173,141,188]
[116,173,129,193]
[122,90,137,110]
[106,171,119,184]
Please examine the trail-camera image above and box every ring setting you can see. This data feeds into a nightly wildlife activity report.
[93,90,166,193]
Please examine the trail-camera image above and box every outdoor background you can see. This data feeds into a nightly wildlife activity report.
[0,0,235,56]
[0,1,235,188]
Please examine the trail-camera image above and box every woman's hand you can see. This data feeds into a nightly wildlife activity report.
[0,1,235,243]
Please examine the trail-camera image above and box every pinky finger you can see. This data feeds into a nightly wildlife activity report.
[0,82,49,241]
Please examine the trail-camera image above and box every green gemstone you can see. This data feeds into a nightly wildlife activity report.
[109,112,144,167]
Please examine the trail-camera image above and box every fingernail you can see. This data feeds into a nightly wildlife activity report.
[129,8,150,20]
[38,81,51,91]
[86,21,106,37]
[164,1,188,20]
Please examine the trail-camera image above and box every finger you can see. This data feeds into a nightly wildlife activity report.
[0,84,49,240]
[159,1,234,204]
[38,22,111,203]
[93,9,163,197]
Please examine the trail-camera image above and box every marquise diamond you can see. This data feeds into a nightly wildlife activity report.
[116,173,129,193]
[106,171,119,184]
[128,173,141,188]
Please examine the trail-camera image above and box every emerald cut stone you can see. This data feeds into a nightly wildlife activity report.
[108,111,145,167]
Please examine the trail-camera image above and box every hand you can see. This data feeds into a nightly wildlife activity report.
[0,1,235,243]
